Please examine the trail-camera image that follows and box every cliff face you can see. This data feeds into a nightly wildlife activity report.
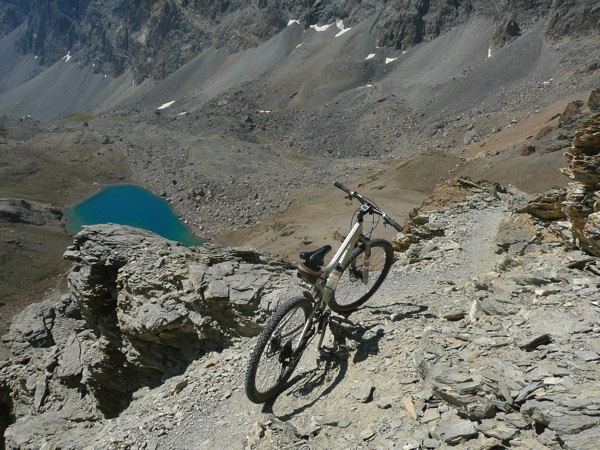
[1,0,598,82]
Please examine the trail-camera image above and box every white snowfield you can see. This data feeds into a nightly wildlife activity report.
[292,18,350,36]
[385,57,397,64]
[157,100,176,110]
[62,51,72,62]
[334,20,351,37]
[310,23,332,32]
[365,53,376,60]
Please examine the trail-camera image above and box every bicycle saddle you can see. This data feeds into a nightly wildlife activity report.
[299,245,332,267]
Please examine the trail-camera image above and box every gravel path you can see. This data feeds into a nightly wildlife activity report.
[153,191,507,449]
[9,186,600,449]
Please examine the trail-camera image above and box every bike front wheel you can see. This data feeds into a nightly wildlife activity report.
[329,238,394,313]
[245,296,313,404]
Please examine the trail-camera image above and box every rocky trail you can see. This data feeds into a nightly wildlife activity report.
[4,178,600,449]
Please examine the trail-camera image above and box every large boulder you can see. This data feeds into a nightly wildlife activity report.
[518,188,566,220]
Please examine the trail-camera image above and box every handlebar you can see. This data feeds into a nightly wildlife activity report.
[382,214,403,232]
[333,181,351,194]
[334,181,403,232]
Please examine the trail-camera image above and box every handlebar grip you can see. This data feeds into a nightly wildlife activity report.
[386,216,403,232]
[334,181,351,194]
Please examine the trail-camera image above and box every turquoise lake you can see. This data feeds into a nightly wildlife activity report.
[64,185,204,246]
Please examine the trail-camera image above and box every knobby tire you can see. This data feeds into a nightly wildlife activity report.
[245,296,312,403]
[329,238,394,313]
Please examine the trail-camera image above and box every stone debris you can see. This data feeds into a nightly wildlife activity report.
[402,396,418,420]
[3,181,600,448]
[432,413,478,444]
[356,378,374,403]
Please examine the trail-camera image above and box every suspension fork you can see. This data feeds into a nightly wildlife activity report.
[292,306,319,356]
[362,237,371,284]
[317,310,331,350]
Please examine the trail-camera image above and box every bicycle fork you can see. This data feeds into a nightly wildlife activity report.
[317,310,331,350]
[362,239,371,284]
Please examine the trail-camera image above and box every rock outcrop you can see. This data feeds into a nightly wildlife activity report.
[393,178,506,252]
[1,224,298,442]
[0,198,62,226]
[490,17,521,50]
[561,112,600,255]
[518,188,567,220]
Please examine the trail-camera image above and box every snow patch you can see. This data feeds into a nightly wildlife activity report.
[157,101,176,110]
[61,51,72,62]
[365,53,376,60]
[402,50,407,54]
[34,55,38,60]
[296,43,303,48]
[488,48,492,58]
[335,28,351,37]
[258,110,271,113]
[287,19,300,26]
[310,23,332,32]
[334,20,351,37]
[385,57,397,64]
[178,112,187,116]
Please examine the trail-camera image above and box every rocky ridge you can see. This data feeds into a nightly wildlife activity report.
[2,173,600,448]
[1,224,299,446]
[1,0,598,82]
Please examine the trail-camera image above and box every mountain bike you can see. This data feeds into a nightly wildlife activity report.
[245,181,403,403]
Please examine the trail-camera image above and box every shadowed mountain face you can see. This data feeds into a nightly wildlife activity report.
[0,0,598,84]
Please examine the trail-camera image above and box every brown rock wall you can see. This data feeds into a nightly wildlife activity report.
[561,112,600,255]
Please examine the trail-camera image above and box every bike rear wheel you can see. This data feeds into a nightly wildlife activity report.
[245,296,313,403]
[329,238,394,313]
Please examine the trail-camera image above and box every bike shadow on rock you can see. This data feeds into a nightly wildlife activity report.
[261,302,433,420]
[339,302,434,364]
[332,319,385,365]
[262,354,348,421]
[362,301,435,320]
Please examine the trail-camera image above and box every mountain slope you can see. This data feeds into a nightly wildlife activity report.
[0,0,598,86]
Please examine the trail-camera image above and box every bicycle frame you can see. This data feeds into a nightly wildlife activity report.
[292,215,372,357]
[245,182,405,404]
